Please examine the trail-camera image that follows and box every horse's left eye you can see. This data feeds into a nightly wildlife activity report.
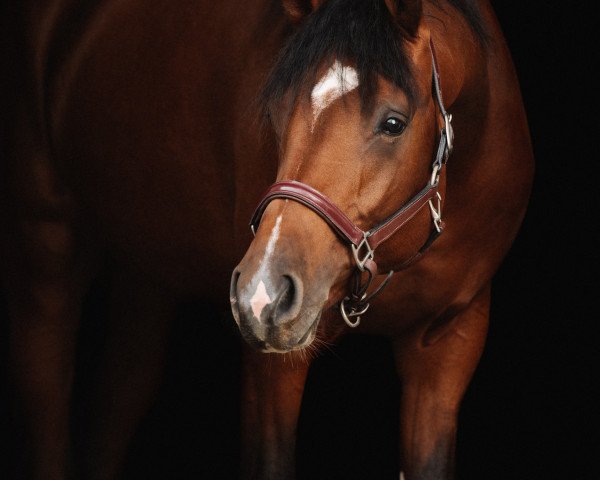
[380,117,406,136]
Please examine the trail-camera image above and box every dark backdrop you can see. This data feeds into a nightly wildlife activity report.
[1,1,596,479]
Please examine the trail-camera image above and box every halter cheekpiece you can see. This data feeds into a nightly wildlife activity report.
[249,39,454,328]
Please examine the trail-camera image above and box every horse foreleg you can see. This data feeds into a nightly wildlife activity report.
[3,219,91,480]
[78,266,174,480]
[393,286,490,480]
[240,345,311,480]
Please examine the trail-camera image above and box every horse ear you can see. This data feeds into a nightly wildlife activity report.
[384,0,423,36]
[282,0,324,22]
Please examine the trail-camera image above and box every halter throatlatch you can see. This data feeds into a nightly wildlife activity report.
[249,39,453,328]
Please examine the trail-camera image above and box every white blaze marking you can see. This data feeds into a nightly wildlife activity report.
[262,214,282,262]
[250,280,272,319]
[311,60,359,130]
[249,214,283,320]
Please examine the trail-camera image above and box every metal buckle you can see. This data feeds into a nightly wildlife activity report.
[351,233,374,272]
[430,163,441,187]
[428,191,443,233]
[340,297,369,328]
[444,113,454,157]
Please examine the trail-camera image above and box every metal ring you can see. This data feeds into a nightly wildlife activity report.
[444,113,454,152]
[340,298,369,328]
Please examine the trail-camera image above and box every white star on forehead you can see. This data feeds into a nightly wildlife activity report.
[310,60,359,130]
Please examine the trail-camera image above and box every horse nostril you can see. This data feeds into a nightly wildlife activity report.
[275,275,294,314]
[272,274,302,324]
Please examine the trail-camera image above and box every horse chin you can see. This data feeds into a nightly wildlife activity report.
[236,308,322,354]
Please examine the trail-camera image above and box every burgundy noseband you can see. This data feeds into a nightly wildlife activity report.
[249,40,454,327]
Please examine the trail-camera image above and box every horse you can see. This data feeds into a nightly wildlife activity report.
[229,0,533,478]
[0,0,533,479]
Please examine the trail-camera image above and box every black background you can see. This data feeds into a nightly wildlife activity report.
[1,1,596,479]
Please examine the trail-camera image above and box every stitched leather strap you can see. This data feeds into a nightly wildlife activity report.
[250,181,364,246]
[367,183,438,250]
[250,180,439,254]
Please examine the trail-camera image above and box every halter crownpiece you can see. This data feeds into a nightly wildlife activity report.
[250,39,453,328]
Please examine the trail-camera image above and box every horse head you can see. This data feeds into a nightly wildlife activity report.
[231,0,450,352]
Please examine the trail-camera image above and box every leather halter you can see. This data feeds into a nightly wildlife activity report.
[250,39,454,327]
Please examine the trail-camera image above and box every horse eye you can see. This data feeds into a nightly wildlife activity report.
[380,117,406,136]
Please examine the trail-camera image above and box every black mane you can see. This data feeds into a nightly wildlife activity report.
[261,0,487,117]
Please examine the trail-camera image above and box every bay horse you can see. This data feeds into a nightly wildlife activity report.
[231,0,533,478]
[1,0,533,479]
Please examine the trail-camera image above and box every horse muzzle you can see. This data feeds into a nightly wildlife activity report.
[230,263,323,352]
